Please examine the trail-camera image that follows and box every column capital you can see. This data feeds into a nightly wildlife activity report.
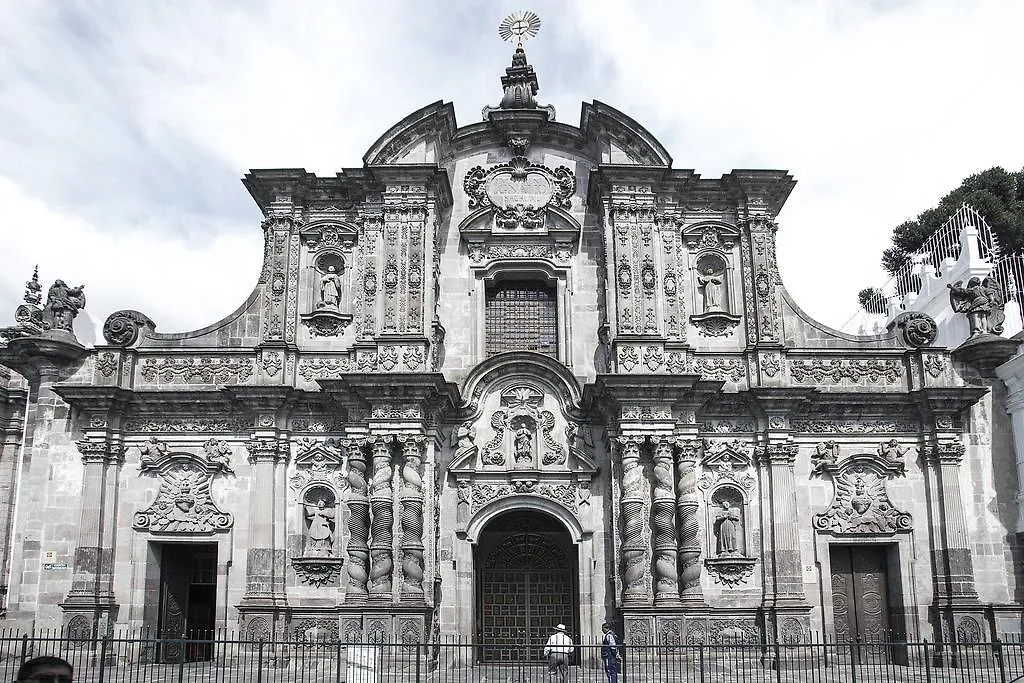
[245,437,289,464]
[74,438,124,465]
[925,441,966,466]
[754,442,798,466]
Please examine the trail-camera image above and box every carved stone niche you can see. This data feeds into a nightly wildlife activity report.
[688,249,741,338]
[289,438,346,587]
[699,440,757,587]
[133,438,234,534]
[301,225,358,337]
[449,379,597,533]
[812,448,913,536]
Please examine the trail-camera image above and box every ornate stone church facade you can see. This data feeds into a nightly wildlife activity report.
[0,43,1020,651]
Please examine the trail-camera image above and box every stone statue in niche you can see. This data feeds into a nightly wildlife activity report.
[697,266,725,313]
[714,500,742,556]
[41,279,86,332]
[303,489,337,557]
[948,276,1005,336]
[319,265,343,309]
[512,418,535,467]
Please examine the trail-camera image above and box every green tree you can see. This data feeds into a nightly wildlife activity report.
[880,166,1024,276]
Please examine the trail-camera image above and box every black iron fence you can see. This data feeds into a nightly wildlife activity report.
[2,630,1024,682]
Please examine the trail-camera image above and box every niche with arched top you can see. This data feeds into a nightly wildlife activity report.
[301,485,338,558]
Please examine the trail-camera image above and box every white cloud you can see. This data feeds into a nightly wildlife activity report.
[0,0,1021,336]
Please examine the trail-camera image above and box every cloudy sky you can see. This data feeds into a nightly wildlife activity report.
[1,0,1021,344]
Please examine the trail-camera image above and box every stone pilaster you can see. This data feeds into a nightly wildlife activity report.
[650,437,679,605]
[367,435,395,601]
[61,437,124,633]
[399,435,426,600]
[995,354,1024,534]
[344,438,371,601]
[755,442,802,600]
[617,436,649,605]
[258,214,302,345]
[606,185,658,336]
[924,442,979,604]
[0,372,27,612]
[674,438,704,606]
[242,435,290,608]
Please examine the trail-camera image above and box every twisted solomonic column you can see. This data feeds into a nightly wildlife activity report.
[345,439,370,600]
[399,435,426,599]
[675,438,705,604]
[367,436,395,599]
[617,436,649,604]
[651,438,680,604]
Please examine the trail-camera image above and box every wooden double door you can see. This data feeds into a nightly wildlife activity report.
[831,545,892,644]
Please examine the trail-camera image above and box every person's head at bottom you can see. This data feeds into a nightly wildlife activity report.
[16,656,73,683]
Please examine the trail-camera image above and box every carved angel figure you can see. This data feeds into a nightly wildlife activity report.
[41,279,86,332]
[877,439,908,472]
[948,276,1005,336]
[303,499,337,556]
[811,441,839,475]
[139,437,168,470]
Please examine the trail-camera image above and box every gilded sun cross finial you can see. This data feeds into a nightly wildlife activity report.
[498,11,541,47]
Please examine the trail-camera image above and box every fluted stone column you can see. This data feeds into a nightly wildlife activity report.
[399,435,426,600]
[651,438,679,604]
[345,439,371,600]
[674,438,704,605]
[368,435,395,600]
[926,442,979,602]
[62,437,124,630]
[759,443,803,601]
[617,436,649,604]
[244,436,289,605]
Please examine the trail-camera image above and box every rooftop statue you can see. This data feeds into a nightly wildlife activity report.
[948,276,1005,337]
[41,279,86,333]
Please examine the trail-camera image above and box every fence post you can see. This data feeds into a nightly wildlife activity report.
[923,640,932,683]
[19,634,28,667]
[995,638,1007,683]
[698,643,705,683]
[97,634,109,683]
[848,640,858,683]
[335,639,342,683]
[256,639,264,683]
[416,641,422,682]
[177,637,185,683]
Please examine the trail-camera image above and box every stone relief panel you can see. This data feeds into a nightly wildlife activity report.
[463,155,576,231]
[133,438,234,534]
[812,447,913,536]
[476,385,565,469]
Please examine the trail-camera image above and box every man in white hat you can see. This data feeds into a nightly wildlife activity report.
[543,623,573,681]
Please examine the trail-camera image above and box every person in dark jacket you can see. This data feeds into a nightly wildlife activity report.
[601,622,622,683]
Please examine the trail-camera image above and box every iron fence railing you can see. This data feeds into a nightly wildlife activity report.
[2,630,1024,682]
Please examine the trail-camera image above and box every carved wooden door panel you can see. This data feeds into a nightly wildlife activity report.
[831,546,890,655]
[158,545,190,662]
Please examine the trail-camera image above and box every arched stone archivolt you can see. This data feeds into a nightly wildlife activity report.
[464,495,585,544]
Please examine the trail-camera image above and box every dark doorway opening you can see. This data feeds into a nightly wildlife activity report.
[157,543,217,662]
[475,510,578,663]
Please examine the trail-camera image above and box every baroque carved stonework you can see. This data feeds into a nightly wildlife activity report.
[813,456,912,535]
[139,356,255,384]
[470,481,578,512]
[134,444,235,534]
[463,156,576,230]
[790,359,902,385]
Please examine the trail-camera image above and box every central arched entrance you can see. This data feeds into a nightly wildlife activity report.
[475,509,579,662]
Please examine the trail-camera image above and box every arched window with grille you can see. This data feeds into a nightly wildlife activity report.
[485,280,558,357]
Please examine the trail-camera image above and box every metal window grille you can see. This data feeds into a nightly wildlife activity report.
[485,281,557,357]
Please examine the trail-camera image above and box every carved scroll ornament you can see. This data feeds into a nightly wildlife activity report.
[134,442,234,534]
[463,156,576,230]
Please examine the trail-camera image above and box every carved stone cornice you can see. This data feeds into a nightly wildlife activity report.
[319,373,458,426]
[585,375,722,424]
